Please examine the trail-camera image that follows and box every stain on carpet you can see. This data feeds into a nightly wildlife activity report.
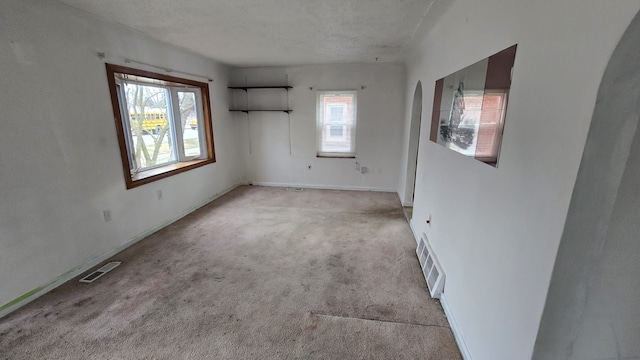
[0,186,460,359]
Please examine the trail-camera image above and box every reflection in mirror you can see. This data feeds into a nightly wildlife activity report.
[429,45,517,167]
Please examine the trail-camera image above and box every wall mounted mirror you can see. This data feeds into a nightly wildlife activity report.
[429,45,517,167]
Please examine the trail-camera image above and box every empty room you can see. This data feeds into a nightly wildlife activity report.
[1,0,640,359]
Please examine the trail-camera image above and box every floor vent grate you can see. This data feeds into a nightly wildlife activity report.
[286,187,304,191]
[416,234,445,298]
[79,261,121,283]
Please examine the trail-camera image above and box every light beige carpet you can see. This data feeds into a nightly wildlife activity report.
[0,186,461,359]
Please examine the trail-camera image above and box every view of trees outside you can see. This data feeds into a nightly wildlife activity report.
[178,92,201,159]
[124,83,200,170]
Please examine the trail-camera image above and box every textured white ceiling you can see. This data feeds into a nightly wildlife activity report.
[56,0,433,67]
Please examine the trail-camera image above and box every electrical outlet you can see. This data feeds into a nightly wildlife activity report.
[103,210,112,222]
[157,190,163,200]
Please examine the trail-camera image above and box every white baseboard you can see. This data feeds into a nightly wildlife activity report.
[409,218,420,245]
[250,181,396,192]
[401,201,414,207]
[0,183,242,319]
[441,293,472,360]
[408,220,470,359]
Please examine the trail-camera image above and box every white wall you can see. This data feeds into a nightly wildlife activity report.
[534,11,640,359]
[231,64,406,192]
[0,0,241,312]
[399,0,640,359]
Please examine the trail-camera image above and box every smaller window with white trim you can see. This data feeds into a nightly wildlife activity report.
[316,91,357,157]
[106,64,215,189]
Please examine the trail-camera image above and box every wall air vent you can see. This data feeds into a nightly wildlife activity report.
[79,261,121,283]
[416,234,445,298]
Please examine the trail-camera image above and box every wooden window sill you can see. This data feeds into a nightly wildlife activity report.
[128,158,214,188]
[316,155,356,159]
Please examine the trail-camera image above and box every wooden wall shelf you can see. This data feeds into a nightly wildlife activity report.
[228,86,292,91]
[229,109,292,113]
[228,85,292,114]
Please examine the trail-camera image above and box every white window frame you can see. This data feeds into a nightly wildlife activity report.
[316,91,357,157]
[116,81,207,172]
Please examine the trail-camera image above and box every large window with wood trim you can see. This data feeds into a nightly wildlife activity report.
[316,91,357,157]
[106,64,215,189]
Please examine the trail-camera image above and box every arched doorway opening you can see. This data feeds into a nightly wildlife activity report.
[403,81,423,220]
[533,10,640,359]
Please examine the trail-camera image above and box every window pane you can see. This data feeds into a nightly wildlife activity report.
[178,91,201,158]
[124,83,175,170]
[317,91,356,156]
[330,106,344,122]
[329,125,344,138]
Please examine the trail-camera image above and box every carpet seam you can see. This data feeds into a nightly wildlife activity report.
[309,311,452,329]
